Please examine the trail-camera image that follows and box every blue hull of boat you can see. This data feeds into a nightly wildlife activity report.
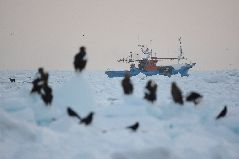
[105,63,196,78]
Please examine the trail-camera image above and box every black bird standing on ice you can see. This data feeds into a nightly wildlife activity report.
[186,92,203,105]
[31,68,45,94]
[80,112,94,125]
[121,73,133,95]
[216,106,227,120]
[144,80,157,102]
[126,122,139,132]
[39,72,53,105]
[41,92,53,105]
[41,71,49,83]
[74,46,87,72]
[9,78,15,82]
[171,82,183,105]
[31,78,42,94]
[38,67,45,78]
[41,83,53,105]
[67,107,81,120]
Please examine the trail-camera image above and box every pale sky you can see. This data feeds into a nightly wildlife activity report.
[0,0,239,71]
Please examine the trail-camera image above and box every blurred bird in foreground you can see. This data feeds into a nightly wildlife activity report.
[186,92,203,105]
[41,83,53,105]
[31,68,46,94]
[126,122,139,132]
[216,106,227,120]
[67,107,81,120]
[121,73,133,95]
[80,112,94,126]
[144,80,157,103]
[171,82,183,105]
[74,46,87,72]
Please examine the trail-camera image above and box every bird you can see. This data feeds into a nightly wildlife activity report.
[41,93,53,105]
[74,46,87,72]
[42,83,52,94]
[121,73,133,95]
[31,78,42,94]
[31,68,46,94]
[9,78,15,82]
[41,72,49,84]
[38,67,44,78]
[171,82,183,105]
[186,92,203,105]
[67,107,81,120]
[126,122,139,132]
[216,106,227,120]
[144,80,157,103]
[80,112,94,125]
[41,84,53,105]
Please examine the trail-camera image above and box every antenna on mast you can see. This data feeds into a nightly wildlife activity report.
[148,40,153,57]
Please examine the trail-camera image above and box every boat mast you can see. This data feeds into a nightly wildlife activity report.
[178,36,184,64]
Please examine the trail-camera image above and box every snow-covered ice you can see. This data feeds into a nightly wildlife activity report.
[0,69,239,159]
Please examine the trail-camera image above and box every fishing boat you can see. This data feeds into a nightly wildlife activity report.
[105,37,196,78]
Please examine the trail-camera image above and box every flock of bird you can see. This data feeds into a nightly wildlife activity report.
[8,46,228,132]
[119,72,228,131]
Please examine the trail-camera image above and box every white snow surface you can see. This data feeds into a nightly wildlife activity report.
[0,69,239,159]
